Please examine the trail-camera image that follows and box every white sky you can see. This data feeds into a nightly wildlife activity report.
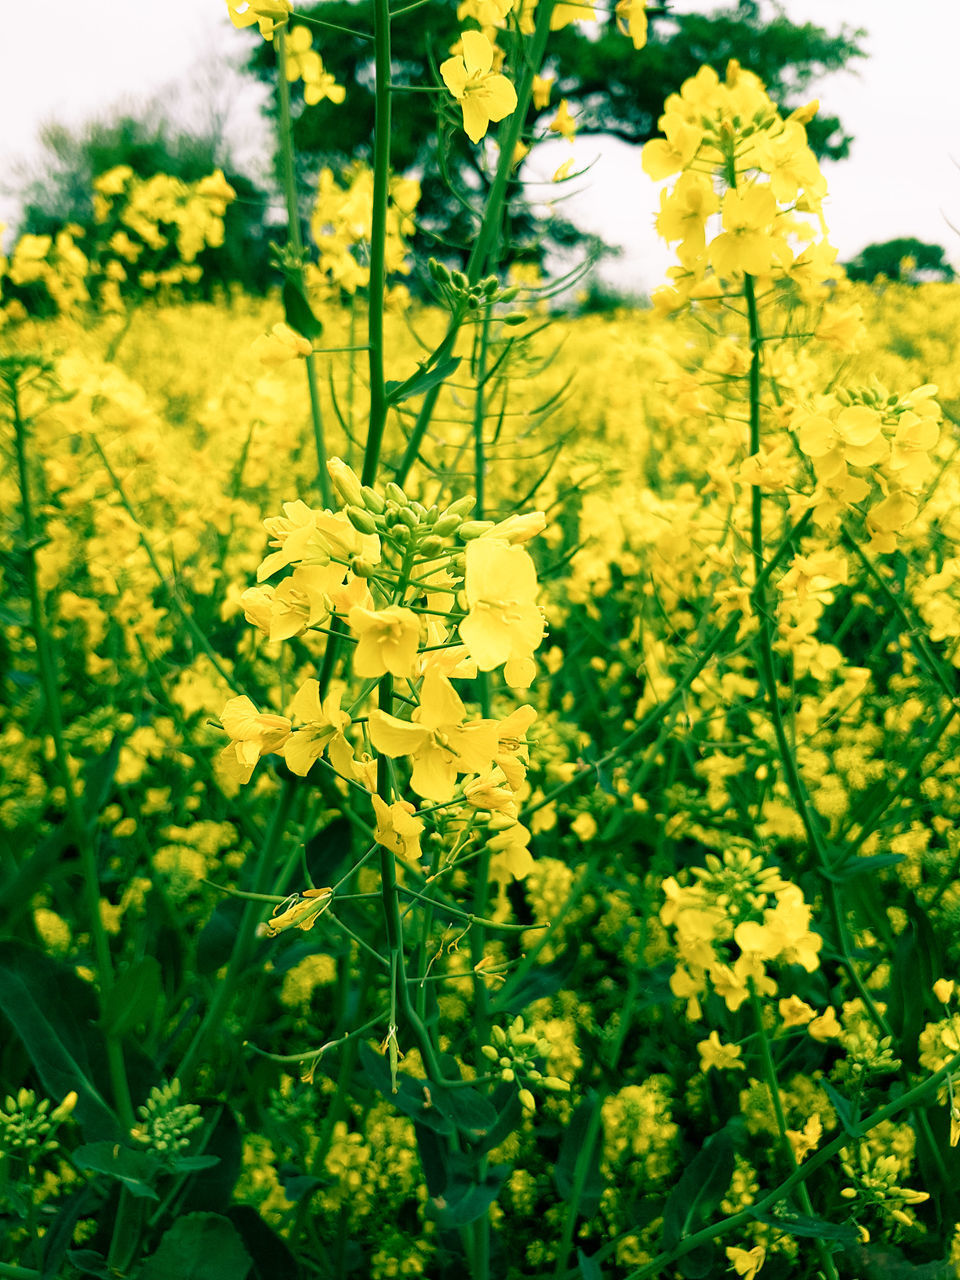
[1,1,958,291]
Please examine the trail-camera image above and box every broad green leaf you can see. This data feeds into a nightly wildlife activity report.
[0,940,120,1141]
[100,956,161,1038]
[227,1205,300,1280]
[661,1127,736,1253]
[139,1213,252,1280]
[72,1142,162,1200]
[282,279,323,340]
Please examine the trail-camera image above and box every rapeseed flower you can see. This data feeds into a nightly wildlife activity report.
[440,31,518,144]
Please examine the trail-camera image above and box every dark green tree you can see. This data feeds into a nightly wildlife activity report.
[244,0,866,273]
[13,113,273,295]
[844,237,956,284]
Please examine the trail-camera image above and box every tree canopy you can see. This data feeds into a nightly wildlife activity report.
[844,237,956,284]
[244,0,866,271]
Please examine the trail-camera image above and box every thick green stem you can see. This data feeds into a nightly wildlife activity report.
[361,0,393,487]
[276,26,332,506]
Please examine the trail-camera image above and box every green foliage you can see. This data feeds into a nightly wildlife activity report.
[845,237,957,283]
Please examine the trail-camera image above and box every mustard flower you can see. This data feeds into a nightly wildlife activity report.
[218,696,292,785]
[372,794,424,863]
[440,31,518,145]
[709,184,782,278]
[459,538,544,684]
[615,0,647,49]
[697,1031,744,1073]
[368,668,499,801]
[251,322,313,365]
[549,100,577,141]
[532,74,554,110]
[725,1245,764,1280]
[348,605,421,679]
[282,681,353,779]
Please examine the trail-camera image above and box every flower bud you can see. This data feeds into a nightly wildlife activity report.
[432,514,461,537]
[361,484,386,514]
[398,507,418,530]
[385,482,408,506]
[428,257,451,284]
[518,1088,536,1112]
[451,270,469,291]
[51,1091,78,1123]
[350,555,376,579]
[346,506,378,535]
[419,535,443,557]
[327,457,365,507]
[459,520,495,540]
[501,313,528,326]
[480,1044,499,1062]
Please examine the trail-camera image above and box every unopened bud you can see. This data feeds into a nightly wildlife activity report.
[428,257,451,284]
[419,535,443,557]
[398,507,418,530]
[518,1088,536,1112]
[432,514,461,537]
[459,520,495,540]
[501,313,527,326]
[361,485,386,514]
[346,506,378,535]
[327,457,365,507]
[385,482,407,506]
[350,555,376,579]
[451,270,469,291]
[442,495,476,519]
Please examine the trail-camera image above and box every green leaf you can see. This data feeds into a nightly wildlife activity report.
[0,940,120,1141]
[181,1101,243,1215]
[41,1184,100,1280]
[386,355,460,405]
[821,1079,860,1137]
[281,279,323,341]
[304,814,353,885]
[477,1081,523,1155]
[661,1127,736,1253]
[65,1250,111,1278]
[139,1213,252,1280]
[578,1249,604,1279]
[750,1210,859,1246]
[196,898,245,976]
[100,956,162,1037]
[227,1205,300,1280]
[431,1154,510,1228]
[72,1142,162,1200]
[358,1041,454,1135]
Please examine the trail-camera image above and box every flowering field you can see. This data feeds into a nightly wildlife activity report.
[5,4,960,1280]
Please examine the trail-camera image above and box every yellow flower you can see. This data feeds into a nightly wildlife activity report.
[549,99,577,141]
[778,995,816,1027]
[348,604,421,678]
[282,682,353,778]
[725,1244,764,1280]
[550,0,596,29]
[709,184,781,278]
[697,1031,744,1072]
[218,696,292,785]
[808,1008,842,1041]
[372,794,424,862]
[615,0,647,48]
[251,322,313,365]
[532,74,554,110]
[368,668,499,801]
[786,1113,822,1163]
[459,538,544,682]
[440,31,518,144]
[258,887,333,938]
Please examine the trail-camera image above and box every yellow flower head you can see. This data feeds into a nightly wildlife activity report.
[441,31,518,144]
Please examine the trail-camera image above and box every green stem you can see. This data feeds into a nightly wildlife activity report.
[175,776,298,1089]
[394,0,557,485]
[622,1046,960,1280]
[9,373,134,1131]
[276,25,332,507]
[749,989,839,1280]
[361,0,393,487]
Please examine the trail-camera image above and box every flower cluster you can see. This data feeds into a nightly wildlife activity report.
[218,457,545,885]
[660,844,823,1019]
[309,164,420,295]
